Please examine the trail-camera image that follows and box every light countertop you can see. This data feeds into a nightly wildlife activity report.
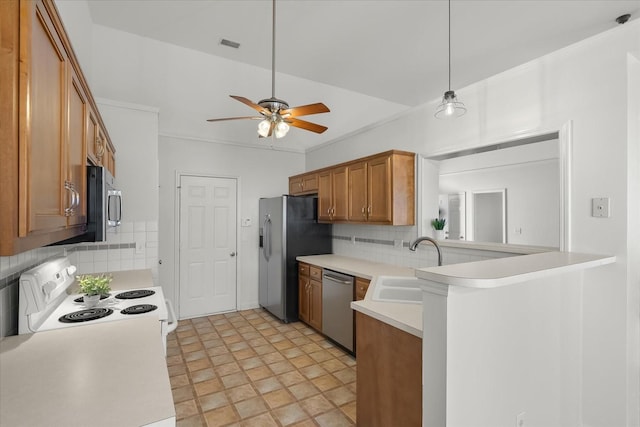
[0,317,175,427]
[297,255,423,338]
[415,251,616,289]
[298,251,616,338]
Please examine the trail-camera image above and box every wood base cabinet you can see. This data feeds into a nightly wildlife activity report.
[298,263,322,331]
[356,312,422,427]
[354,277,371,301]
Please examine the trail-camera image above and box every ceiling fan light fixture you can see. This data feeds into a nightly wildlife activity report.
[257,119,271,137]
[274,120,290,138]
[435,90,466,119]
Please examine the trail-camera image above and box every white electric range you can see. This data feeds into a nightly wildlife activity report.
[18,256,177,353]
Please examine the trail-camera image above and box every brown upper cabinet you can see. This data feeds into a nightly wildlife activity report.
[0,0,114,255]
[318,166,349,222]
[289,150,415,226]
[289,172,318,195]
[86,105,116,176]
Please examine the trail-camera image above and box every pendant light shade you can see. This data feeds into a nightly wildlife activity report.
[435,0,466,119]
[435,90,466,118]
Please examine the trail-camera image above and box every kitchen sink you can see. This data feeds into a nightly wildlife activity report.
[371,276,423,304]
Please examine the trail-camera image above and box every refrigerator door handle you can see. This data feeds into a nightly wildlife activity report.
[263,215,272,261]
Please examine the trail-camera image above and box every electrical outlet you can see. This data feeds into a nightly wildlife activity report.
[351,236,356,244]
[394,239,403,248]
[592,197,610,218]
[135,241,144,254]
[516,412,525,427]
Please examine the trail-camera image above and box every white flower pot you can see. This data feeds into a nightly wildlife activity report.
[83,294,101,308]
[434,230,445,240]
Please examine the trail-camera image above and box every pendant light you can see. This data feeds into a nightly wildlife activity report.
[435,0,466,119]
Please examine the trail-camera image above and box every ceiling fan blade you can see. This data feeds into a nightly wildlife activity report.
[280,103,330,118]
[230,95,271,115]
[206,116,263,122]
[286,118,328,134]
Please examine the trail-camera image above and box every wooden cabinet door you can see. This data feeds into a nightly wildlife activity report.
[355,277,371,301]
[66,67,87,226]
[331,166,349,221]
[23,0,68,235]
[309,279,323,331]
[105,142,116,176]
[301,173,318,193]
[356,312,422,427]
[289,177,303,195]
[348,161,368,221]
[317,171,332,222]
[298,276,310,323]
[86,107,101,165]
[367,154,393,223]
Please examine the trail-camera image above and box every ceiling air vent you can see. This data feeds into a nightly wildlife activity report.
[220,38,240,49]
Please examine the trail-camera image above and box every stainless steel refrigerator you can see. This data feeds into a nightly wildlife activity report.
[259,195,332,322]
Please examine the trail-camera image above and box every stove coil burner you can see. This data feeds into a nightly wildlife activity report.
[115,290,156,300]
[121,304,158,315]
[73,294,110,303]
[59,308,114,323]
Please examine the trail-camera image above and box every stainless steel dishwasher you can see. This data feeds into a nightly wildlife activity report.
[322,269,354,352]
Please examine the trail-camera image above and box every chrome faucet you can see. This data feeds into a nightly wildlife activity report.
[409,236,443,266]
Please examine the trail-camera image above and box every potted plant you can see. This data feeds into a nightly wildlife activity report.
[431,218,446,240]
[76,274,112,307]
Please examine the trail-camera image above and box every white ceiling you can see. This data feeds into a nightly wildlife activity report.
[85,0,639,148]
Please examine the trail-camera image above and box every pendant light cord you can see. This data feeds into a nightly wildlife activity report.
[271,0,276,99]
[448,0,451,91]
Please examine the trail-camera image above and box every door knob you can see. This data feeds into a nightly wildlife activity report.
[230,252,236,257]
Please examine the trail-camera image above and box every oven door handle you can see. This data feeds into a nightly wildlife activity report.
[165,299,178,334]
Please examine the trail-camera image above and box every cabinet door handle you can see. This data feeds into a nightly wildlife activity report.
[73,187,80,209]
[367,206,372,214]
[362,206,366,218]
[64,181,73,216]
[96,137,105,158]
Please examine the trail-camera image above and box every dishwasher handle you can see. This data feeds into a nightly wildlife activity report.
[322,273,353,285]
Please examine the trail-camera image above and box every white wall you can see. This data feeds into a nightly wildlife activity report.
[446,275,582,427]
[307,20,640,427]
[158,135,305,313]
[87,23,407,152]
[54,0,93,84]
[440,160,559,246]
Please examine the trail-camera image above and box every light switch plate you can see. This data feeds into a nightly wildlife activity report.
[592,197,610,218]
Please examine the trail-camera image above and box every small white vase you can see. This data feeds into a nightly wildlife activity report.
[434,230,445,240]
[83,294,101,308]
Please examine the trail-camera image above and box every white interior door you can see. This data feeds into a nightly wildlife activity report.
[179,175,237,318]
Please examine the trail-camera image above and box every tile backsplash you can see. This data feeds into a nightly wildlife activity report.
[331,224,516,268]
[0,221,158,338]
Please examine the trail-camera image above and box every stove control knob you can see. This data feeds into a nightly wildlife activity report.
[66,265,77,277]
[43,281,57,296]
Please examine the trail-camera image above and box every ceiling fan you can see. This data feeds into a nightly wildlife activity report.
[207,0,330,139]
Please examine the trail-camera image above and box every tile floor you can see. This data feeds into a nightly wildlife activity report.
[166,308,357,427]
